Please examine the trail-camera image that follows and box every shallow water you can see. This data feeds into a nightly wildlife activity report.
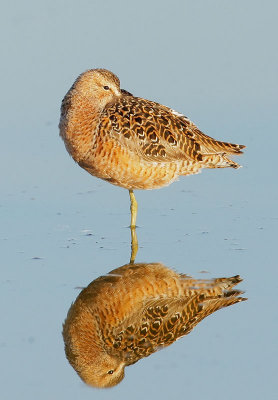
[1,1,277,399]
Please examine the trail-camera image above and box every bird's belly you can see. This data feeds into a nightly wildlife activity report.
[82,158,179,190]
[81,145,182,190]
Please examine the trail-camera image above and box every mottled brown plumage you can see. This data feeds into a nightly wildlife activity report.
[63,263,246,388]
[59,68,245,191]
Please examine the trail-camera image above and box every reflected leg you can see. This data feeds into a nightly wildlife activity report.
[130,225,138,264]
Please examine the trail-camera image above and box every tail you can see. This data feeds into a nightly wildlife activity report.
[202,140,245,169]
[201,154,244,169]
[194,275,247,320]
[208,141,245,169]
[191,126,246,169]
[194,125,246,155]
[210,140,245,155]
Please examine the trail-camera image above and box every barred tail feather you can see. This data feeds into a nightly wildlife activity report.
[213,141,246,155]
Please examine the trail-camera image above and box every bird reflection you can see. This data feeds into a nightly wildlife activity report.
[63,263,246,388]
[130,225,138,263]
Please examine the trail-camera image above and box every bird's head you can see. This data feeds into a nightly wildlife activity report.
[71,69,122,109]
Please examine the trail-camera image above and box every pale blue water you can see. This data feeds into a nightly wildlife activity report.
[1,1,277,399]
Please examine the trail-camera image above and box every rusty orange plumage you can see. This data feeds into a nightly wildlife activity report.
[63,263,246,388]
[59,69,245,226]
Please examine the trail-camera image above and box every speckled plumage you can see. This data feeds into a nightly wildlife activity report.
[63,263,246,388]
[59,68,245,191]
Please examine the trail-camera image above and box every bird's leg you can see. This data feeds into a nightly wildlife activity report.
[129,190,137,229]
[129,190,138,263]
[130,225,138,264]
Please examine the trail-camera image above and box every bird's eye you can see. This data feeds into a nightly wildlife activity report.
[107,370,114,375]
[103,86,110,90]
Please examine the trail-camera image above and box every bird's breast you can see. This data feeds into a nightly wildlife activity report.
[59,97,101,165]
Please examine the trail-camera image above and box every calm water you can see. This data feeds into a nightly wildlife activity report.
[1,1,277,399]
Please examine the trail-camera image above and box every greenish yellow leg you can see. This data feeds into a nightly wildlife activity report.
[129,190,138,229]
[129,190,138,263]
[130,225,138,264]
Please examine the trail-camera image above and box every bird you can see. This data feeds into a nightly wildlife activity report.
[63,262,246,388]
[59,68,245,228]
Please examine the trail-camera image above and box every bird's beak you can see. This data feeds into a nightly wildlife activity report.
[120,89,133,96]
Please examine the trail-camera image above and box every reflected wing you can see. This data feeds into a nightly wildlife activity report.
[102,275,246,365]
[100,95,245,164]
[101,296,193,365]
[101,296,226,365]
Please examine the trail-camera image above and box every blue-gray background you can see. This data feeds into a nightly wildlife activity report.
[1,1,277,399]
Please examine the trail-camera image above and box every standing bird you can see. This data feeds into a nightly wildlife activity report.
[59,69,245,227]
[63,263,246,388]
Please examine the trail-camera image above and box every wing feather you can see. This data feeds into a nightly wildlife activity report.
[99,95,245,164]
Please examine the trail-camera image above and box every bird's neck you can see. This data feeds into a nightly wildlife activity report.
[59,92,103,164]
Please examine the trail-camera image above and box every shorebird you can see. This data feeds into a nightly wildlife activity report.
[59,69,245,228]
[63,263,246,388]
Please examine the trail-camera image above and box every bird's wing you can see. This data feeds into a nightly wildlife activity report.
[99,95,245,163]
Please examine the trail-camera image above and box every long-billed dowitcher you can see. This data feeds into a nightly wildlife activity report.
[59,69,245,227]
[63,263,246,388]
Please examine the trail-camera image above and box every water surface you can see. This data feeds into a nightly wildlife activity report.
[1,1,277,399]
